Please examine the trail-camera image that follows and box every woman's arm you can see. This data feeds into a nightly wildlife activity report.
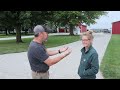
[83,53,99,76]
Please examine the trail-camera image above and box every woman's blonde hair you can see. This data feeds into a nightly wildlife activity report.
[81,30,94,40]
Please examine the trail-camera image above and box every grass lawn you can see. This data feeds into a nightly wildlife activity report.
[0,35,80,55]
[0,34,34,38]
[100,35,120,79]
[0,34,15,38]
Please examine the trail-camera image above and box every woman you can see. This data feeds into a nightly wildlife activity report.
[78,31,99,79]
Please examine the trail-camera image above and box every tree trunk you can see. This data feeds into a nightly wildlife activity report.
[69,24,74,35]
[55,24,57,33]
[25,29,28,35]
[65,26,67,33]
[8,29,11,34]
[15,25,23,43]
[5,28,8,35]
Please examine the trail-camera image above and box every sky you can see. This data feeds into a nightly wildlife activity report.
[88,11,120,30]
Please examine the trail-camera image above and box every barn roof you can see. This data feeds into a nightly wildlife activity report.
[112,20,120,24]
[81,24,87,27]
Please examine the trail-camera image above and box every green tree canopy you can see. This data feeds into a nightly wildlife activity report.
[0,11,107,43]
[49,11,107,35]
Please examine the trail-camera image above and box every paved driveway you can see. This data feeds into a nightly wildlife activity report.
[0,33,111,79]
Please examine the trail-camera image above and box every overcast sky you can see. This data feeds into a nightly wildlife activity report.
[88,11,120,30]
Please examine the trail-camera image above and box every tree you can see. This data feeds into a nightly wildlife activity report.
[0,11,31,43]
[30,11,54,26]
[0,11,107,42]
[51,11,107,35]
[0,11,54,43]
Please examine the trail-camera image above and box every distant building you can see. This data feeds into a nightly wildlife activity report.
[73,25,80,35]
[91,28,111,33]
[91,29,101,33]
[73,23,87,35]
[58,27,69,33]
[112,21,120,34]
[80,24,87,33]
[58,23,87,35]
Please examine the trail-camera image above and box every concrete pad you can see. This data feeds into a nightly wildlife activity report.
[0,33,111,79]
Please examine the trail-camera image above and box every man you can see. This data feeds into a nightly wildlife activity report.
[27,25,72,79]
